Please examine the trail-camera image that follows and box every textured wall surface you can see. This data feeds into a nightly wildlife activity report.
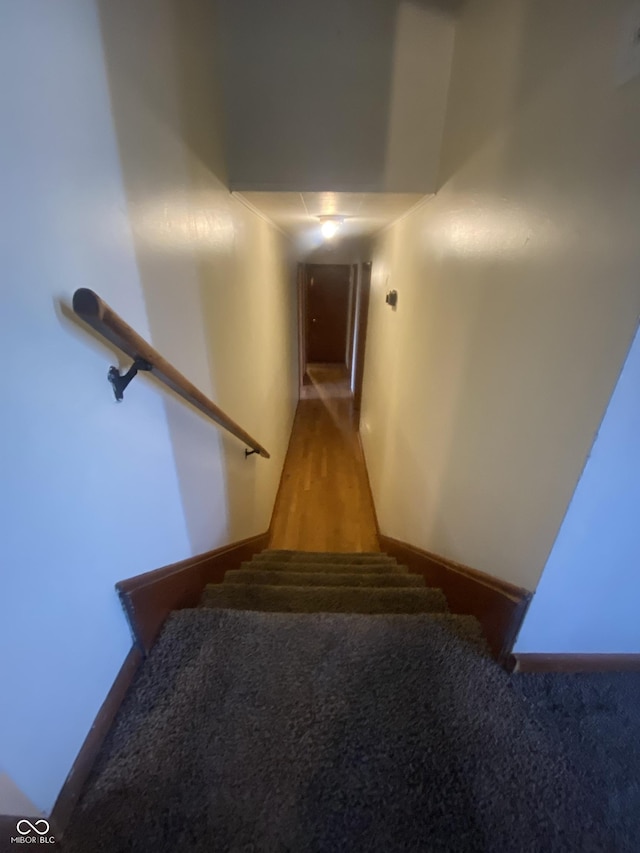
[216,0,455,192]
[516,323,640,653]
[361,0,640,589]
[0,0,297,814]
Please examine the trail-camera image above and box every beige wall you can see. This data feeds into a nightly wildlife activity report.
[98,0,299,550]
[0,771,41,817]
[216,0,455,193]
[361,0,640,589]
[301,236,374,266]
[1,0,297,814]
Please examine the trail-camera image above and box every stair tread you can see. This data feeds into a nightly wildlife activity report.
[69,606,617,853]
[194,606,484,638]
[201,583,448,615]
[227,569,425,588]
[244,559,409,575]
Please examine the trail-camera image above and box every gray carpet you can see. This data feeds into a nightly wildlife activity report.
[61,551,640,851]
[225,569,425,587]
[201,550,446,615]
[201,583,449,614]
[511,672,640,850]
[240,559,411,574]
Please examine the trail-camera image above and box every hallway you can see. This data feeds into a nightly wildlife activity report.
[269,365,379,552]
[4,0,640,841]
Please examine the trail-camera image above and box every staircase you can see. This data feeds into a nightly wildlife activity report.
[200,549,469,619]
[63,549,606,852]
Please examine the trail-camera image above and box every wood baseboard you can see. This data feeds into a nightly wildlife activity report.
[117,532,270,654]
[1,814,27,846]
[378,535,531,664]
[40,533,269,839]
[510,653,640,673]
[49,645,143,839]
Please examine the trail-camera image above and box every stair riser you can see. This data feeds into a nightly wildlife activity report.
[226,570,425,588]
[242,560,409,575]
[201,584,448,615]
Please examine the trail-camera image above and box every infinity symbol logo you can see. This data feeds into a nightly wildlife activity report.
[16,819,50,836]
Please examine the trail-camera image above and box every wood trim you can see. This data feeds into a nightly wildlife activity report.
[304,264,351,367]
[44,533,270,837]
[345,264,358,373]
[0,814,29,843]
[49,645,143,838]
[72,288,270,458]
[117,532,270,654]
[378,534,532,664]
[296,263,309,390]
[511,653,640,673]
[353,261,372,419]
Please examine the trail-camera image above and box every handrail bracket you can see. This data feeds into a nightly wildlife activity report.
[71,287,270,457]
[108,358,152,402]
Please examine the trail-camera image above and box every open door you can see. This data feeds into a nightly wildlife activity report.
[352,261,372,422]
[297,261,370,405]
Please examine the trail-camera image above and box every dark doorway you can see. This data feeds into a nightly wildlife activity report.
[305,264,351,364]
[352,261,372,422]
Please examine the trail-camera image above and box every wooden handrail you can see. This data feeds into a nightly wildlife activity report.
[72,288,270,458]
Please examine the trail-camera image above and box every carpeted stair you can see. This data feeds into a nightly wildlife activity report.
[200,549,450,615]
[62,549,626,852]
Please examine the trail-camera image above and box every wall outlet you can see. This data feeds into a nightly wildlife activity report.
[616,2,640,86]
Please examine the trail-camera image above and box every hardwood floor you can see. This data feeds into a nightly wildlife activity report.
[269,365,380,552]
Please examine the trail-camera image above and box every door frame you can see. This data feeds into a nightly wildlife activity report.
[297,261,371,407]
[352,261,372,421]
[301,262,352,368]
[345,264,358,374]
[297,263,310,391]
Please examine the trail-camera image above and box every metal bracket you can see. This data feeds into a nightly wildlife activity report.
[245,448,260,458]
[108,358,152,402]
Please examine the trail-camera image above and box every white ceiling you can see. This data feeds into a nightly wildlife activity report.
[234,192,429,243]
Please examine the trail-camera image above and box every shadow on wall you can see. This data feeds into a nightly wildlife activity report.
[364,0,640,590]
[216,0,456,193]
[95,0,296,553]
[383,0,456,192]
[432,0,640,580]
[435,0,528,189]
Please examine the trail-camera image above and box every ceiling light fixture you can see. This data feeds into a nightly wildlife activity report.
[319,216,344,240]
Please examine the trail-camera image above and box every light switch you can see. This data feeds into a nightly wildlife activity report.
[616,2,640,86]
